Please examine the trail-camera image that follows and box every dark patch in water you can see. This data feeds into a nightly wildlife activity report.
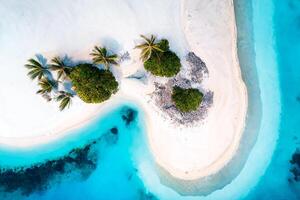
[103,129,118,145]
[293,136,298,140]
[289,148,300,182]
[0,126,120,196]
[121,107,137,125]
[296,95,300,102]
[0,142,97,196]
[110,127,118,135]
[138,190,159,200]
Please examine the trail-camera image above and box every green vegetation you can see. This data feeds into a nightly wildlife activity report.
[90,46,118,69]
[25,36,180,111]
[69,64,118,103]
[50,57,71,81]
[25,45,119,111]
[157,39,170,51]
[135,35,164,62]
[25,56,72,110]
[171,86,203,113]
[136,35,181,77]
[25,58,50,80]
[55,91,74,111]
[36,78,58,95]
[144,50,181,77]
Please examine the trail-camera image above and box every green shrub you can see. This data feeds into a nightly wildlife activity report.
[143,39,181,77]
[69,64,118,103]
[171,86,203,112]
[158,39,170,51]
[144,51,181,77]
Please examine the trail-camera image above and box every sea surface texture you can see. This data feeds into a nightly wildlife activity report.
[244,0,300,199]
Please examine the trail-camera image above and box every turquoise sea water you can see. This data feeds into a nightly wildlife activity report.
[243,0,300,199]
[1,0,300,199]
[0,103,157,200]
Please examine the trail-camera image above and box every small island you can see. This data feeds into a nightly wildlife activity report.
[0,0,249,198]
[25,35,204,116]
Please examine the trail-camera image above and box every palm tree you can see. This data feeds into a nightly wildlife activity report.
[90,46,118,69]
[55,91,74,111]
[49,56,72,81]
[25,58,50,80]
[36,78,58,95]
[135,34,164,62]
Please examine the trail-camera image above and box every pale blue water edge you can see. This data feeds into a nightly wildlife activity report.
[0,102,147,168]
[244,0,300,199]
[0,102,158,200]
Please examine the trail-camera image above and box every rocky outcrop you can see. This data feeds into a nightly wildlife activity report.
[149,52,213,126]
[186,52,208,84]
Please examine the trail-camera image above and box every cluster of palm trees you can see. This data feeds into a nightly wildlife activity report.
[135,34,164,62]
[25,34,164,110]
[25,46,119,111]
[25,57,74,110]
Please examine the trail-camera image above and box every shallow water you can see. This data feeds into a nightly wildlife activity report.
[243,0,300,199]
[0,103,157,200]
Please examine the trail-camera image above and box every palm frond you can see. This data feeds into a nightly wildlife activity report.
[140,34,152,44]
[90,46,118,69]
[152,46,164,52]
[59,97,71,111]
[49,56,71,81]
[25,57,49,80]
[26,58,43,68]
[55,91,73,111]
[135,34,164,62]
[36,78,57,94]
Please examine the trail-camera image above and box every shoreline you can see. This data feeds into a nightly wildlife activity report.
[0,95,124,148]
[155,0,263,195]
[0,0,251,196]
[145,0,248,181]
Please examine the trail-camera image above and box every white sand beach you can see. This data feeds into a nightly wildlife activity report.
[0,0,247,182]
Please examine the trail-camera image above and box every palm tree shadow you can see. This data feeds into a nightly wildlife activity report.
[61,55,77,67]
[63,55,92,68]
[35,54,55,81]
[101,37,122,54]
[62,81,76,95]
[36,54,48,67]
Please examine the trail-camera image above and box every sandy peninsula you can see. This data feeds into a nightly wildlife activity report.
[0,0,247,186]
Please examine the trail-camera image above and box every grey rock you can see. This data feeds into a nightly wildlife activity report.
[119,51,130,63]
[149,52,213,126]
[186,52,208,84]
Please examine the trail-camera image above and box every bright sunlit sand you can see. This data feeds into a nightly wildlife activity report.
[0,0,247,182]
[3,0,295,199]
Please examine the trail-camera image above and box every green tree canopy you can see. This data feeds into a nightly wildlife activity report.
[135,35,164,62]
[171,86,203,112]
[143,39,181,77]
[69,64,118,103]
[144,51,181,77]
